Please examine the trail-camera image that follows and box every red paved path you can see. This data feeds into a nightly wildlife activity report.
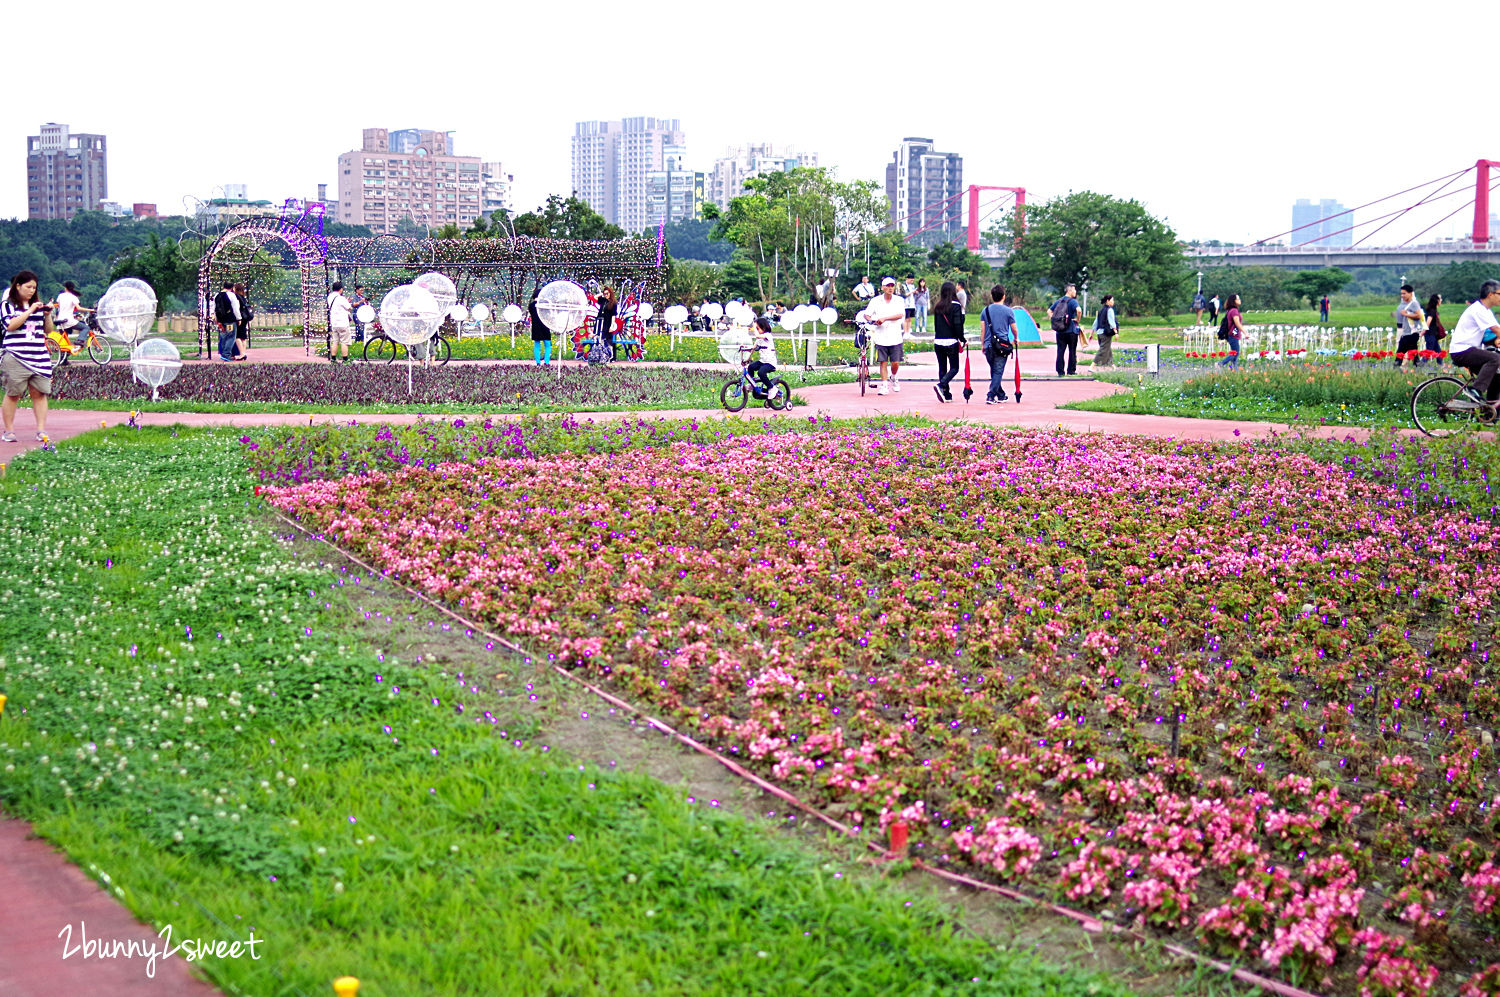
[0,355,1415,994]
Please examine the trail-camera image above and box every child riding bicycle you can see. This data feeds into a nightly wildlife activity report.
[740,316,778,396]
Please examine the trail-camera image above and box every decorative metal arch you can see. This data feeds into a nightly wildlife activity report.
[197,217,666,357]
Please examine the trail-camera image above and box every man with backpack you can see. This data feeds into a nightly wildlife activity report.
[1048,284,1083,377]
[980,285,1018,403]
[1192,290,1207,325]
[212,280,241,362]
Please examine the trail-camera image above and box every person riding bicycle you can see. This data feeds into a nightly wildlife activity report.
[53,281,91,366]
[1450,279,1500,406]
[740,316,778,396]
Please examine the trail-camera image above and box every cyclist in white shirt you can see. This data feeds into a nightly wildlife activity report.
[866,277,907,395]
[1449,279,1500,405]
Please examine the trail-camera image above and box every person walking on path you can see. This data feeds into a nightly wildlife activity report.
[1450,280,1500,406]
[1048,284,1083,376]
[930,281,965,403]
[853,275,875,301]
[980,284,1017,404]
[1320,294,1331,323]
[867,277,907,395]
[1192,290,1206,325]
[1218,293,1245,368]
[1092,294,1119,367]
[901,276,917,335]
[1,270,54,443]
[956,281,969,313]
[212,280,240,362]
[1393,284,1425,368]
[326,281,354,364]
[913,278,930,336]
[529,288,552,366]
[1208,293,1221,327]
[1423,293,1446,365]
[233,282,252,361]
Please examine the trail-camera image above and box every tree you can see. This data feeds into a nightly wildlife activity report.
[1409,260,1497,304]
[666,258,725,305]
[996,191,1192,317]
[1197,265,1299,310]
[1282,267,1352,306]
[511,195,623,241]
[713,168,887,303]
[642,218,734,263]
[926,243,992,286]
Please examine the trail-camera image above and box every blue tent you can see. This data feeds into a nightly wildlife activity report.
[1014,307,1042,343]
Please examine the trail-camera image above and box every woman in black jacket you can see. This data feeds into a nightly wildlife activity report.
[529,287,551,366]
[930,280,965,402]
[594,286,617,363]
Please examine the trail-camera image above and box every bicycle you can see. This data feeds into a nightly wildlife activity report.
[45,312,112,366]
[721,359,791,412]
[853,321,871,395]
[362,328,451,367]
[1410,350,1500,435]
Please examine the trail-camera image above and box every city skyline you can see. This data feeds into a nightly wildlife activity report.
[0,0,1481,247]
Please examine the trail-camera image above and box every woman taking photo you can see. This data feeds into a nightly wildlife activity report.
[1424,293,1446,364]
[1,270,55,443]
[930,280,966,402]
[594,286,617,363]
[1218,293,1245,369]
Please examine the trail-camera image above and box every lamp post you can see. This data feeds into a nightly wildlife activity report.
[1196,270,1203,294]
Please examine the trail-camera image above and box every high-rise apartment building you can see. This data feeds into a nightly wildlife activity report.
[571,116,685,235]
[482,162,514,219]
[337,127,484,234]
[1290,198,1351,247]
[708,144,819,212]
[885,137,964,247]
[27,123,108,220]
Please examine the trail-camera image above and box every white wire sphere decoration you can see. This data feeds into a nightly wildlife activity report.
[637,302,654,321]
[109,277,158,303]
[500,304,522,323]
[535,280,590,335]
[663,304,689,324]
[355,304,376,324]
[820,306,839,325]
[414,272,458,310]
[716,325,752,365]
[470,303,492,322]
[97,285,156,343]
[378,284,443,345]
[129,337,182,399]
[448,304,469,322]
[779,313,801,331]
[702,302,725,321]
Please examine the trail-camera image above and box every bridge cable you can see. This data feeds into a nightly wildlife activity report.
[1398,174,1500,247]
[1251,166,1472,246]
[1348,168,1477,248]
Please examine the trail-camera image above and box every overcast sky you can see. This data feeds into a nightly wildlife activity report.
[4,0,1483,246]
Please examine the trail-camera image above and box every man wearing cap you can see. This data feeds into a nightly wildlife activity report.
[867,278,907,395]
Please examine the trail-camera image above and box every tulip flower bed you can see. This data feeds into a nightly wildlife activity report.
[261,423,1500,996]
[46,362,770,413]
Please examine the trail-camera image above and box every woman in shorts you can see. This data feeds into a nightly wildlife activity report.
[1,270,55,443]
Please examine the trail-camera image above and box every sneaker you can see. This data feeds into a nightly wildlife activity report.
[34,431,45,441]
[1462,386,1487,405]
[933,385,945,403]
[877,382,889,396]
[892,378,900,392]
[0,431,15,442]
[985,399,994,405]
[996,393,1009,402]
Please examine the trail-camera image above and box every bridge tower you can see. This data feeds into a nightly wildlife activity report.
[1473,159,1500,246]
[966,185,1026,251]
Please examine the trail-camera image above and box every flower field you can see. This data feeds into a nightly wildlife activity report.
[49,362,742,412]
[261,423,1500,995]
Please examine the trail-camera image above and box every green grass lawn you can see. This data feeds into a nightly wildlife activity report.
[0,427,1136,997]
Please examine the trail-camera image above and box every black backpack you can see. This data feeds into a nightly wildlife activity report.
[1049,299,1072,333]
[1217,313,1232,340]
[213,291,235,325]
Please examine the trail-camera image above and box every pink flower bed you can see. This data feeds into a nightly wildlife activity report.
[262,426,1500,994]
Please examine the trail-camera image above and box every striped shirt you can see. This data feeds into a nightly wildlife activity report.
[1,300,54,377]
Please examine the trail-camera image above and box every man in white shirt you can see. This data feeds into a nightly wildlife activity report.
[327,281,354,363]
[853,275,875,301]
[866,277,908,395]
[1449,279,1500,405]
[1393,284,1425,368]
[54,281,89,366]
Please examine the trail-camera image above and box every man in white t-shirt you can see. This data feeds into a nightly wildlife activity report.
[53,281,90,366]
[1449,279,1500,405]
[326,281,354,363]
[866,277,908,395]
[853,275,875,301]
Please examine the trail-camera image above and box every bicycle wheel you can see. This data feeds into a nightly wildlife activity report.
[46,340,63,366]
[765,378,792,411]
[721,379,749,412]
[858,360,868,396]
[1411,376,1477,435]
[87,335,112,365]
[363,337,397,364]
[432,336,451,367]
